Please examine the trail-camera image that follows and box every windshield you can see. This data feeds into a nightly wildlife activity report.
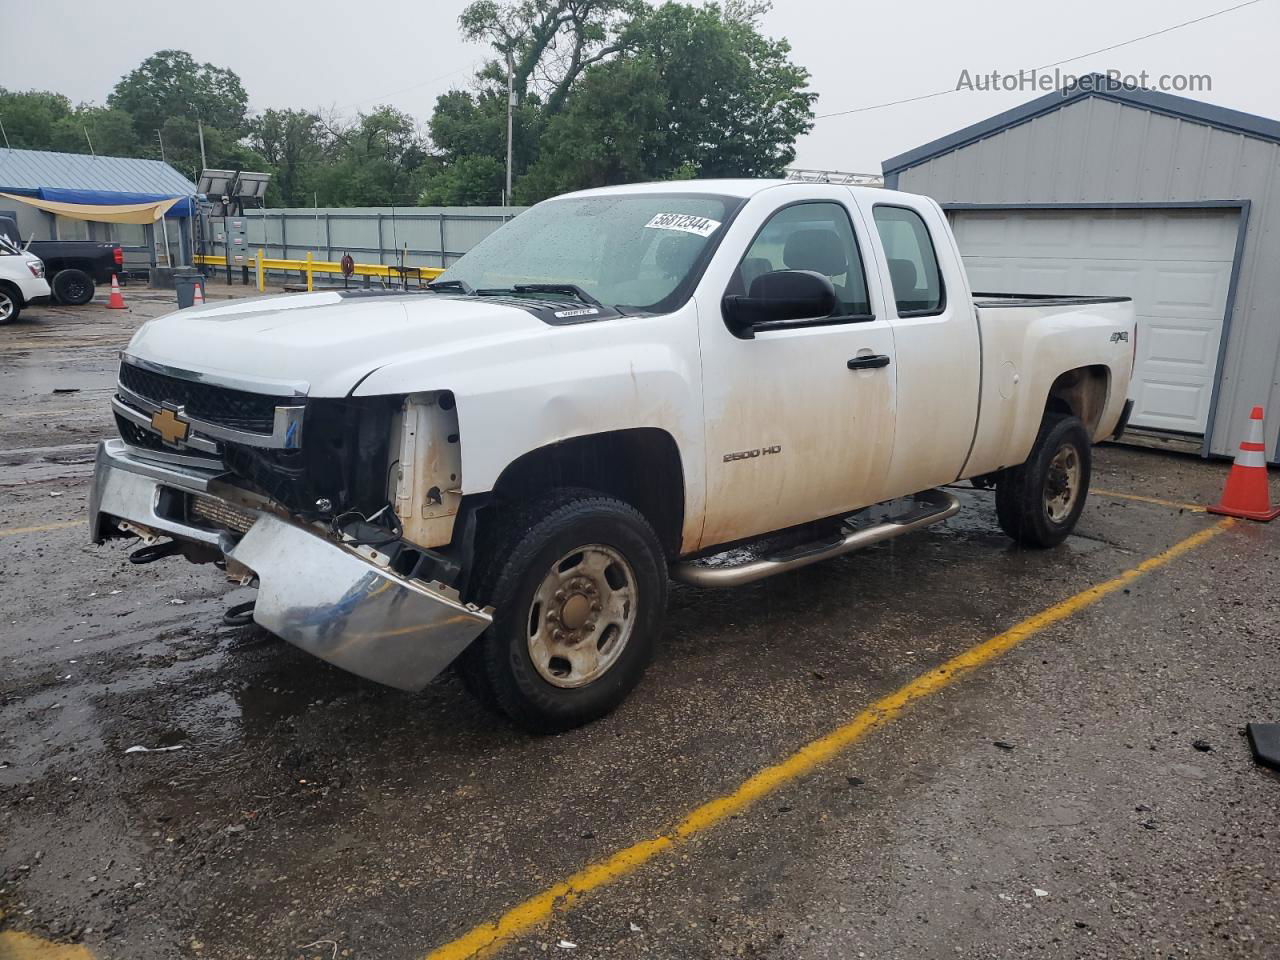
[438,192,744,313]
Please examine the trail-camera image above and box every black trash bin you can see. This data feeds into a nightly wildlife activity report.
[175,272,206,309]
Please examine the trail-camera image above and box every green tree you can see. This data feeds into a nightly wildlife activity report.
[52,106,140,157]
[250,109,331,207]
[516,1,814,201]
[108,50,250,143]
[419,155,506,205]
[315,107,432,206]
[0,89,74,149]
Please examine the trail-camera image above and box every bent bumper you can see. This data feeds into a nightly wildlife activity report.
[89,439,491,690]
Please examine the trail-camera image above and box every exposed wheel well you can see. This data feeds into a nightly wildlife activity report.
[0,279,21,303]
[488,428,686,557]
[1045,365,1110,434]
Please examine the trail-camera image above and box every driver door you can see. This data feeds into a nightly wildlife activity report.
[696,193,897,550]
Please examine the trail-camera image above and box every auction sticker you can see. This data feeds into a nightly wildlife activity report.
[644,213,721,237]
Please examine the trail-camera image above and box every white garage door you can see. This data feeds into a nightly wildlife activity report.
[950,208,1240,435]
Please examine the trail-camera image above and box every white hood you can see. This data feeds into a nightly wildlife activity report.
[124,291,547,396]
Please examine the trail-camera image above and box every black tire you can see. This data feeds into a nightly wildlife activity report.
[0,285,21,324]
[996,414,1092,548]
[460,489,668,733]
[51,268,94,305]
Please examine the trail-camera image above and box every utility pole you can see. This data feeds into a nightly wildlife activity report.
[197,119,207,172]
[156,129,167,164]
[83,125,96,157]
[505,48,515,206]
[0,118,10,150]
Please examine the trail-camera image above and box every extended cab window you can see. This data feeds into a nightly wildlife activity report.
[872,205,944,316]
[729,202,871,318]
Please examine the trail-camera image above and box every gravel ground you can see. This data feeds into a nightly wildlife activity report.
[1,289,1277,960]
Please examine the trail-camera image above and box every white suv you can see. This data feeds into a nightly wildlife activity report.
[0,236,51,323]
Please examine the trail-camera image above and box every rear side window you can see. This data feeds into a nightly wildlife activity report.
[730,201,872,317]
[873,205,944,315]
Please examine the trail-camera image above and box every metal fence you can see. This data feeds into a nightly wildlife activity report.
[202,205,529,270]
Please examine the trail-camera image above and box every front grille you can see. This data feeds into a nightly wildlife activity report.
[115,413,170,452]
[118,362,288,434]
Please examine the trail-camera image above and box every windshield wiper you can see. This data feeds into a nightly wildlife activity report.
[425,278,474,294]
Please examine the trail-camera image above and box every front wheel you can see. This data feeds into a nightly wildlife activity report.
[0,286,21,324]
[996,414,1092,548]
[461,490,668,733]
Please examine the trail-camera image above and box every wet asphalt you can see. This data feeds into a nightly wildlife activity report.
[1,287,1278,960]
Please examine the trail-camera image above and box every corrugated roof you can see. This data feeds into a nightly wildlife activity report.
[883,73,1280,176]
[0,148,195,196]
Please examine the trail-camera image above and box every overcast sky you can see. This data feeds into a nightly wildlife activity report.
[1,0,1276,175]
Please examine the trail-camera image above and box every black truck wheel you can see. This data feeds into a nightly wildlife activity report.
[0,285,21,324]
[996,414,1092,548]
[461,489,668,733]
[51,269,94,305]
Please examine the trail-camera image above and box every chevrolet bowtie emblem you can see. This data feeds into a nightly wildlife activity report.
[150,407,190,445]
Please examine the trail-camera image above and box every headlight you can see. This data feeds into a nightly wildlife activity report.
[27,261,44,279]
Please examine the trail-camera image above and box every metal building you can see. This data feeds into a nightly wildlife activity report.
[882,75,1280,462]
[0,148,196,270]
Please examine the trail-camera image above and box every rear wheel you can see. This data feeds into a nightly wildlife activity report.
[996,414,1092,548]
[460,490,667,733]
[0,286,20,324]
[52,268,94,305]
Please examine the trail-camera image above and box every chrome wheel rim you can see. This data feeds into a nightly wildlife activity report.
[0,293,13,322]
[527,544,637,689]
[1045,444,1081,523]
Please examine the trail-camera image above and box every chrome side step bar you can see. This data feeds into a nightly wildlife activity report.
[671,488,961,588]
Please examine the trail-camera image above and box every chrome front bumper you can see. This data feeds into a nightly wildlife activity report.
[89,439,491,690]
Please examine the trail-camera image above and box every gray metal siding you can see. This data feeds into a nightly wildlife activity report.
[894,96,1280,460]
[206,207,526,270]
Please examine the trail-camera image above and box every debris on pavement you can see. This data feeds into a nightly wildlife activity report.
[1033,888,1049,897]
[1192,739,1213,752]
[124,745,185,754]
[296,940,338,960]
[993,741,1016,751]
[557,940,578,949]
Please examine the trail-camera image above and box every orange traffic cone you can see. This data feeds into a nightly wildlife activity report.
[1209,406,1280,521]
[192,282,205,306]
[106,274,126,310]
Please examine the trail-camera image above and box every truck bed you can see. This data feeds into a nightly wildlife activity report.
[971,292,1133,308]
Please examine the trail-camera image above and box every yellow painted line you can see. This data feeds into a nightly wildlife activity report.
[0,520,82,539]
[1093,488,1206,512]
[424,516,1236,960]
[0,929,94,959]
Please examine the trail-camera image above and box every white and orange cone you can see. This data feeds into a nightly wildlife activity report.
[106,274,126,309]
[1209,406,1280,521]
[192,282,205,306]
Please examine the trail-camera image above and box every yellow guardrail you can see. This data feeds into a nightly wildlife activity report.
[194,251,445,292]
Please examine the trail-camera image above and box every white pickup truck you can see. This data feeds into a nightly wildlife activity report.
[90,180,1136,731]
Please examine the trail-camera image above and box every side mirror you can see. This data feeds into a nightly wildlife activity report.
[721,269,837,338]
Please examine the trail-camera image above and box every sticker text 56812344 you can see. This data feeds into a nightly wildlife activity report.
[644,213,722,238]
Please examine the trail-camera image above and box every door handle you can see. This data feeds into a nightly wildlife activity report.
[847,354,891,370]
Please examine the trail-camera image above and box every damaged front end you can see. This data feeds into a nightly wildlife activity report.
[92,356,490,690]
